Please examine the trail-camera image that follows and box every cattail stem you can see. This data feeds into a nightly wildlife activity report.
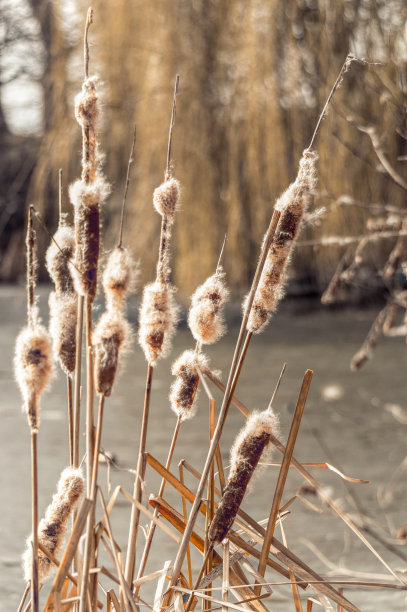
[162,209,280,608]
[222,539,229,612]
[27,206,35,327]
[178,462,193,587]
[58,169,63,221]
[31,430,39,612]
[256,370,313,593]
[67,375,74,466]
[73,295,84,468]
[135,414,182,594]
[184,545,214,612]
[118,125,137,249]
[165,75,180,182]
[125,363,153,587]
[17,583,30,612]
[83,8,93,80]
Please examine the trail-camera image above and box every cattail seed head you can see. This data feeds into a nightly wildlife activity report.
[208,409,279,545]
[153,178,180,220]
[46,224,76,294]
[169,350,208,421]
[188,270,229,345]
[247,150,318,334]
[102,247,136,309]
[75,76,99,128]
[23,467,84,583]
[70,177,110,301]
[138,281,178,366]
[14,324,53,432]
[94,311,130,397]
[48,292,77,374]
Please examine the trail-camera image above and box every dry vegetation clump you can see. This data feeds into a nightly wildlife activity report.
[12,14,406,612]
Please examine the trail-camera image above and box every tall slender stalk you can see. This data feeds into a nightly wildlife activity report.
[31,430,39,612]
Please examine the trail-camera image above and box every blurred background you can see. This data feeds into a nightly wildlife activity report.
[1,0,407,299]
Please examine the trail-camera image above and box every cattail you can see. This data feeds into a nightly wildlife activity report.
[138,280,178,366]
[94,311,131,397]
[169,350,208,421]
[208,409,279,545]
[102,246,135,310]
[247,150,318,334]
[70,177,110,301]
[48,292,77,374]
[153,178,181,221]
[14,325,53,432]
[23,467,84,583]
[188,269,229,345]
[45,223,76,294]
[75,76,98,183]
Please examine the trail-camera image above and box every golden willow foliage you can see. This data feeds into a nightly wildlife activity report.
[23,0,407,296]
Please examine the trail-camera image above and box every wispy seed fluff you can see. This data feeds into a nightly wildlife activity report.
[102,247,136,310]
[48,292,77,374]
[138,281,178,366]
[14,323,53,432]
[23,467,84,583]
[75,76,99,182]
[188,270,229,345]
[247,150,318,334]
[70,177,110,301]
[153,178,181,221]
[169,350,208,421]
[208,409,279,545]
[45,223,75,294]
[94,311,131,397]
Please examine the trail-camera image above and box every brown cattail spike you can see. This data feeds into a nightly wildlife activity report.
[102,247,136,310]
[247,150,318,334]
[23,467,84,583]
[208,409,279,545]
[49,292,77,374]
[70,177,109,301]
[138,281,178,366]
[94,311,130,397]
[46,223,76,295]
[15,326,53,432]
[169,350,209,421]
[153,178,181,221]
[188,269,229,345]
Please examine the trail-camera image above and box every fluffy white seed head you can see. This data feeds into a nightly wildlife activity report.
[153,178,181,220]
[102,247,137,309]
[247,150,318,334]
[138,281,178,366]
[93,310,131,397]
[14,324,53,432]
[74,76,99,129]
[46,224,76,294]
[23,467,84,583]
[188,270,229,345]
[48,292,77,374]
[229,409,279,481]
[70,177,110,301]
[169,350,208,421]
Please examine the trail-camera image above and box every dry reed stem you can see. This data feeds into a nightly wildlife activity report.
[222,540,230,612]
[31,430,39,612]
[118,125,137,249]
[135,415,182,594]
[350,304,390,370]
[67,375,74,466]
[148,498,269,612]
[51,497,92,595]
[125,362,153,587]
[17,583,30,612]
[98,488,136,612]
[73,295,84,469]
[278,517,303,612]
[178,462,193,587]
[256,369,313,589]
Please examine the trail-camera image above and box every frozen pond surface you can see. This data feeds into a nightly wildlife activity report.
[1,286,407,610]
